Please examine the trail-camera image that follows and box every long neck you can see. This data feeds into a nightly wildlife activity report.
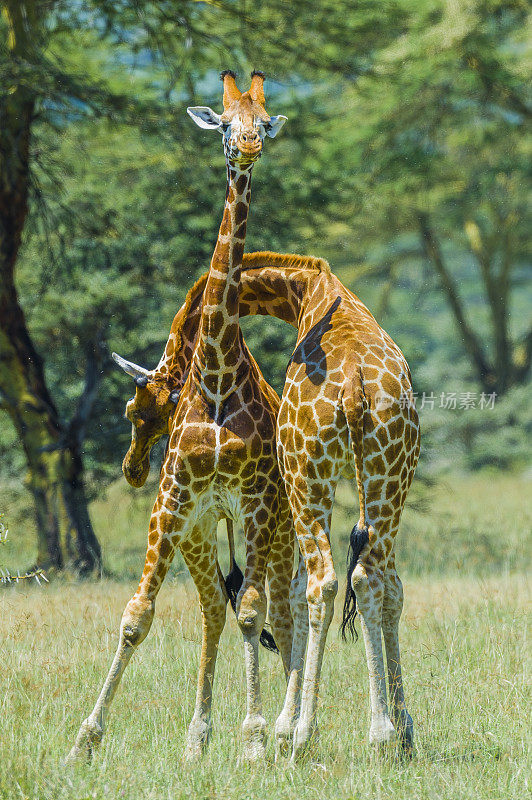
[238,252,330,327]
[193,165,252,393]
[160,253,330,389]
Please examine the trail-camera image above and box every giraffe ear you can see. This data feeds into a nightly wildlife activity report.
[265,115,287,138]
[187,106,223,130]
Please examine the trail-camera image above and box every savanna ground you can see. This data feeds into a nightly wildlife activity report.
[1,473,530,800]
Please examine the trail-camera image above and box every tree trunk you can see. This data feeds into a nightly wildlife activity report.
[61,336,106,575]
[0,303,64,570]
[0,268,103,574]
[418,213,498,393]
[465,219,512,394]
[0,5,101,574]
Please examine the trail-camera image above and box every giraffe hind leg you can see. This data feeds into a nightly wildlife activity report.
[289,493,338,762]
[350,518,397,753]
[382,567,414,757]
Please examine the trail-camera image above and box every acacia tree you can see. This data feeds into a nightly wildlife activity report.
[1,0,399,572]
[329,0,531,396]
[0,2,102,571]
[0,0,210,572]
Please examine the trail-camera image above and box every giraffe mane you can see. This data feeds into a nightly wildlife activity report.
[241,251,332,276]
[182,271,209,316]
[160,272,209,372]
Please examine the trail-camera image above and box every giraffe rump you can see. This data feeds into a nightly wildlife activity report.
[340,524,370,642]
[223,561,279,654]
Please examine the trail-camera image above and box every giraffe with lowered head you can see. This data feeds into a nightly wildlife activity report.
[67,71,296,763]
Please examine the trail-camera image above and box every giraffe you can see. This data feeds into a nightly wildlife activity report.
[67,72,296,764]
[120,252,420,759]
[239,253,420,760]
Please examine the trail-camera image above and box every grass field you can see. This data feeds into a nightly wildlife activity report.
[1,474,531,799]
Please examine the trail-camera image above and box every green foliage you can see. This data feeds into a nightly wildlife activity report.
[0,0,530,529]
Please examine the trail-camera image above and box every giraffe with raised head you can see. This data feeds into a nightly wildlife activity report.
[67,72,297,764]
[121,252,420,760]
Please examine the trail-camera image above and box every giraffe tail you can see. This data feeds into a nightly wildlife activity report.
[223,519,279,654]
[340,379,370,642]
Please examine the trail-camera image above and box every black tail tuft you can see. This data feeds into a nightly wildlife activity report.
[224,560,279,654]
[259,626,279,653]
[340,524,369,642]
[224,561,244,613]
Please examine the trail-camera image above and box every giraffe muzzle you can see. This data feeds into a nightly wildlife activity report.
[122,449,150,487]
[237,138,262,157]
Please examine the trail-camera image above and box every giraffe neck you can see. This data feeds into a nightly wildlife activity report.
[158,255,332,387]
[238,264,315,328]
[156,273,208,381]
[192,165,252,398]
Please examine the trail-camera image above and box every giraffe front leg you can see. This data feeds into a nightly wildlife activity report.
[382,568,414,756]
[266,498,295,677]
[274,553,308,760]
[237,511,271,762]
[180,522,227,761]
[66,594,154,764]
[237,580,268,762]
[66,502,182,764]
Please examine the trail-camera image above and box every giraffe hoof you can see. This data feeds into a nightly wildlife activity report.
[291,719,318,762]
[184,718,211,761]
[396,711,415,758]
[183,741,204,762]
[370,717,397,758]
[274,713,295,760]
[275,732,293,761]
[65,719,103,765]
[242,714,267,763]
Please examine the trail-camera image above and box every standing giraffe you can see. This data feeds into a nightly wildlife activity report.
[122,252,420,759]
[241,253,420,759]
[67,72,295,764]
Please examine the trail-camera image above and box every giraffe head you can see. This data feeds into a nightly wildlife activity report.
[187,71,286,169]
[112,353,179,487]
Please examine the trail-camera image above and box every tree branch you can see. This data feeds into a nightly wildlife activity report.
[418,213,496,391]
[65,329,108,452]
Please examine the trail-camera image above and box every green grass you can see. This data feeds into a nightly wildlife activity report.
[1,574,529,799]
[3,472,531,580]
[1,473,531,799]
